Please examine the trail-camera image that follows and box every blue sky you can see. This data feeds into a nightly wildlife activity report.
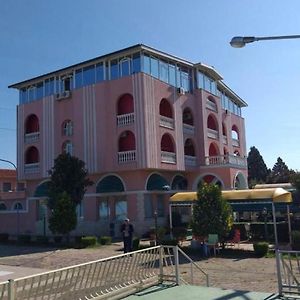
[0,0,299,170]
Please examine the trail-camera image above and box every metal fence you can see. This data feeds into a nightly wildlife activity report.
[277,250,300,298]
[0,245,208,300]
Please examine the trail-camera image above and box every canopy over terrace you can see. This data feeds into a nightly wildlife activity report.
[169,188,292,247]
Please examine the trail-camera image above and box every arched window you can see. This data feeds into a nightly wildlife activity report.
[25,146,39,164]
[182,107,194,126]
[118,131,136,151]
[0,202,7,210]
[62,141,73,155]
[62,120,73,136]
[209,143,219,156]
[207,114,218,131]
[171,175,188,190]
[117,94,134,115]
[161,134,175,153]
[146,173,169,191]
[96,175,125,193]
[232,125,239,140]
[184,139,195,156]
[159,98,173,118]
[25,114,39,133]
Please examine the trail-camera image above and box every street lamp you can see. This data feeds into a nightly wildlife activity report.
[230,34,300,48]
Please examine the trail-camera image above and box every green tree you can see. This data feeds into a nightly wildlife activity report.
[267,157,291,183]
[48,153,93,209]
[191,183,233,240]
[48,192,77,235]
[247,146,269,186]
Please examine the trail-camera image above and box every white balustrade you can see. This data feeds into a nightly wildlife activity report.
[184,155,197,166]
[118,150,136,163]
[232,138,240,147]
[161,151,176,164]
[24,163,39,174]
[117,113,134,126]
[206,99,217,112]
[207,128,219,139]
[159,116,174,129]
[183,123,195,135]
[205,154,247,168]
[24,132,40,143]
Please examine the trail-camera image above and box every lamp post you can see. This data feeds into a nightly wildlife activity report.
[154,210,158,246]
[230,34,300,48]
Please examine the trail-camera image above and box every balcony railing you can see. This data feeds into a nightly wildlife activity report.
[24,163,39,174]
[117,113,134,126]
[207,128,219,139]
[204,154,247,168]
[206,99,217,112]
[161,151,176,164]
[232,138,240,147]
[24,132,40,143]
[183,123,195,135]
[184,155,197,166]
[223,135,227,144]
[118,150,136,163]
[159,116,174,129]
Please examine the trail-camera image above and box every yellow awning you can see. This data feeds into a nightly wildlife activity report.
[170,188,292,203]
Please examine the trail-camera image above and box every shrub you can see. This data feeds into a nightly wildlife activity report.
[36,236,49,245]
[18,234,31,244]
[99,236,112,245]
[253,241,269,257]
[160,238,178,246]
[0,233,9,242]
[172,227,187,241]
[132,237,140,251]
[81,236,97,248]
[292,230,300,250]
[54,236,63,244]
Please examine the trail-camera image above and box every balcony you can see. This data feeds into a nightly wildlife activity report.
[204,154,247,168]
[161,151,176,164]
[232,138,240,147]
[24,132,40,144]
[184,155,197,166]
[183,123,195,135]
[207,128,219,140]
[159,116,174,129]
[206,99,217,112]
[24,163,40,174]
[118,150,136,163]
[117,113,134,126]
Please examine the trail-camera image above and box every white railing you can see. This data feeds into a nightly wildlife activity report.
[207,128,219,139]
[232,138,240,147]
[222,135,227,145]
[277,250,300,298]
[118,150,136,163]
[24,163,39,174]
[205,154,247,168]
[117,113,134,126]
[184,155,197,166]
[206,99,217,112]
[24,132,40,144]
[161,151,176,164]
[183,123,195,135]
[159,116,174,129]
[0,246,209,300]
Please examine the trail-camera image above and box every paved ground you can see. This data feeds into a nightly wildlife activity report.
[0,242,279,294]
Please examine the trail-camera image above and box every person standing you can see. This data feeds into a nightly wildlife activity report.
[121,218,134,253]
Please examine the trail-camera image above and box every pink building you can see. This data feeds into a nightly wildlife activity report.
[8,44,248,237]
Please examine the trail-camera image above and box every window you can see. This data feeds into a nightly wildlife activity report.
[0,203,7,211]
[20,88,28,104]
[142,54,150,74]
[83,66,95,86]
[132,53,141,73]
[14,202,23,210]
[96,62,104,82]
[75,69,83,89]
[45,78,55,96]
[62,120,73,136]
[99,198,110,220]
[110,59,119,80]
[62,141,73,155]
[76,202,84,219]
[168,64,176,86]
[115,199,127,221]
[3,182,12,192]
[144,194,153,218]
[17,182,25,191]
[159,60,168,83]
[36,82,44,99]
[62,76,73,91]
[120,58,130,77]
[28,87,36,102]
[150,57,159,78]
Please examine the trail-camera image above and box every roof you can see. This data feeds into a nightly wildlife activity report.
[170,188,292,204]
[0,169,17,178]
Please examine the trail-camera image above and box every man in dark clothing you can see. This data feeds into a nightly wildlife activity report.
[120,218,134,253]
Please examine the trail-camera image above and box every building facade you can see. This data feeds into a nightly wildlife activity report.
[7,44,248,237]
